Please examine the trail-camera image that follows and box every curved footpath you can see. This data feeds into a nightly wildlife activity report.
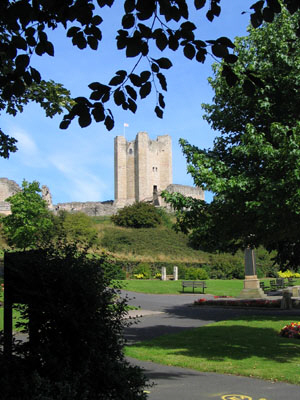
[122,290,300,400]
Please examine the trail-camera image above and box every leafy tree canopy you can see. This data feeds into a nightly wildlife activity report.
[53,210,99,248]
[111,201,162,228]
[1,0,299,158]
[1,180,54,249]
[163,10,300,270]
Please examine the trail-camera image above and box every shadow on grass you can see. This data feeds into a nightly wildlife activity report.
[129,323,300,364]
[163,303,300,321]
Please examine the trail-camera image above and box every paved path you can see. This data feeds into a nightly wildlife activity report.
[122,290,300,400]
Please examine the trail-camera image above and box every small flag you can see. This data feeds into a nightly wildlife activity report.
[124,123,129,127]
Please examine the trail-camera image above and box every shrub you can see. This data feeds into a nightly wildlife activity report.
[0,245,147,399]
[204,257,244,279]
[53,210,99,248]
[184,267,208,280]
[155,207,173,228]
[132,262,151,279]
[278,269,300,278]
[111,202,162,228]
[98,255,126,280]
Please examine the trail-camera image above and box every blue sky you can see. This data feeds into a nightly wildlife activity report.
[1,1,253,205]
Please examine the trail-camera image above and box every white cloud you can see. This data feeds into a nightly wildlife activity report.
[49,152,108,202]
[14,129,38,155]
[9,128,49,168]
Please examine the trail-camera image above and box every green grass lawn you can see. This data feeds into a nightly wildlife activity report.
[121,279,243,297]
[126,315,300,384]
[119,278,300,297]
[120,279,244,296]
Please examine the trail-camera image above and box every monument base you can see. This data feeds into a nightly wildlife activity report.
[238,275,266,299]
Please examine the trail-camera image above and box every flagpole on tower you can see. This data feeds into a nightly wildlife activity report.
[123,123,129,138]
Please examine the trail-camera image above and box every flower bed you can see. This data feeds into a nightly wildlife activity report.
[194,298,282,308]
[279,322,300,339]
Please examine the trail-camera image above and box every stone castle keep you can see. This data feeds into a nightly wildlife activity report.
[0,132,204,215]
[114,132,172,207]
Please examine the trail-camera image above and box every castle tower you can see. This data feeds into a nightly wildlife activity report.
[114,132,172,207]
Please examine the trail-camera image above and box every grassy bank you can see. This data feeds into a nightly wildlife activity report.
[126,316,300,384]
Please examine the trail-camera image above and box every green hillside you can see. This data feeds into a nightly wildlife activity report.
[0,214,277,277]
[96,219,207,263]
[92,216,277,278]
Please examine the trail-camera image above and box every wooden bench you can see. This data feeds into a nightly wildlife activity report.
[166,274,174,280]
[259,281,270,293]
[182,281,207,293]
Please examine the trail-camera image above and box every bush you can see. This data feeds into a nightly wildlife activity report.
[0,245,147,399]
[111,202,162,228]
[203,255,244,279]
[53,210,99,248]
[132,262,152,279]
[184,267,208,280]
[97,255,126,280]
[278,269,300,278]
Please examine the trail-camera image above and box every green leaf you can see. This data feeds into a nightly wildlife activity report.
[109,74,126,86]
[92,104,105,122]
[15,54,30,70]
[12,35,27,50]
[181,21,197,31]
[212,44,229,58]
[88,36,98,50]
[104,115,114,130]
[124,0,135,13]
[139,82,151,99]
[242,79,256,96]
[157,73,167,91]
[194,0,206,10]
[184,44,196,60]
[67,26,80,38]
[224,54,238,64]
[60,120,71,129]
[114,89,125,106]
[88,82,110,92]
[216,37,235,49]
[45,41,54,56]
[152,57,173,69]
[251,13,263,28]
[158,93,165,109]
[126,37,142,57]
[78,112,92,128]
[128,98,137,113]
[12,79,25,96]
[156,32,168,51]
[140,70,151,82]
[262,7,275,22]
[125,85,137,100]
[129,73,142,87]
[30,67,41,83]
[154,106,163,118]
[168,35,179,51]
[122,13,135,29]
[151,62,159,73]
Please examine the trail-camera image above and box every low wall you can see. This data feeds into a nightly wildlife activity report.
[55,201,117,216]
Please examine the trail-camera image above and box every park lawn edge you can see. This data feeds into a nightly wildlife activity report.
[125,316,300,385]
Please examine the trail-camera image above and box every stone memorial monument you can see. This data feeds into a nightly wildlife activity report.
[238,247,266,298]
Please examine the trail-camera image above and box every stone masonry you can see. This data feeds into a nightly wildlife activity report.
[0,132,204,216]
[114,132,173,207]
[114,132,204,208]
[0,178,21,215]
